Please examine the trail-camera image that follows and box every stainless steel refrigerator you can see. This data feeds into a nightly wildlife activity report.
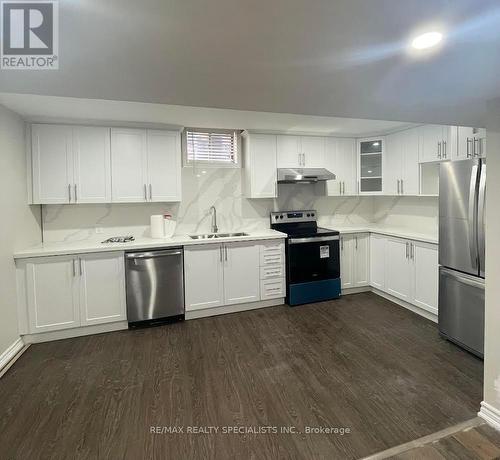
[439,158,485,357]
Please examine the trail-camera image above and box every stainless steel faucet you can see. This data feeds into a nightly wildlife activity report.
[210,206,218,233]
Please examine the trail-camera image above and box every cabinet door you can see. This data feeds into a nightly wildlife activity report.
[359,138,383,194]
[340,235,354,289]
[385,238,412,302]
[370,234,386,290]
[475,129,487,158]
[338,138,357,196]
[401,128,420,195]
[457,126,474,160]
[411,242,438,314]
[419,125,443,162]
[184,245,225,311]
[223,242,260,305]
[79,252,126,326]
[325,138,341,196]
[73,126,111,203]
[245,134,277,198]
[147,130,182,202]
[277,135,301,168]
[301,136,325,167]
[32,124,73,204]
[111,129,148,202]
[384,132,402,195]
[25,256,80,333]
[353,234,370,287]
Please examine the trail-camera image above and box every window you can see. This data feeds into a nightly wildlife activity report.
[183,128,240,167]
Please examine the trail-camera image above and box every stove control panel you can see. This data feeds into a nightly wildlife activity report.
[270,210,317,223]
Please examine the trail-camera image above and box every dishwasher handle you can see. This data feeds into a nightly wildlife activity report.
[126,249,182,259]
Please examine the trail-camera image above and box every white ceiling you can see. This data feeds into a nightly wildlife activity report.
[0,93,416,136]
[0,0,499,127]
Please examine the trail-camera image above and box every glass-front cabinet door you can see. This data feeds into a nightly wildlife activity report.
[358,138,384,194]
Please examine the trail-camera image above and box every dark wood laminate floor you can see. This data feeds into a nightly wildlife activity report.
[0,293,483,460]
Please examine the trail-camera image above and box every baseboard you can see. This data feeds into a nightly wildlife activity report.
[22,321,128,344]
[371,288,438,323]
[186,298,284,320]
[0,337,27,376]
[479,401,500,431]
[342,286,371,295]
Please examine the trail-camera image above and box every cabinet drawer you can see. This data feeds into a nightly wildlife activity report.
[260,252,284,266]
[260,278,285,300]
[260,264,284,279]
[260,241,284,266]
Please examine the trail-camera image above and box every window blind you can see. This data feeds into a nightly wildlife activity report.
[185,129,238,164]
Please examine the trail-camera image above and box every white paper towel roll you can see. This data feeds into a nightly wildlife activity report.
[150,215,164,238]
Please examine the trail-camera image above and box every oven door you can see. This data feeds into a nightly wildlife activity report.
[287,235,340,284]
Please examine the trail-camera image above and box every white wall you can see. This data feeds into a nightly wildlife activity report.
[41,166,437,243]
[0,105,41,356]
[481,100,500,425]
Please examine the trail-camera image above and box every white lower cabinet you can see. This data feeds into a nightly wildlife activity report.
[184,240,285,312]
[21,252,126,334]
[370,235,438,315]
[340,233,370,289]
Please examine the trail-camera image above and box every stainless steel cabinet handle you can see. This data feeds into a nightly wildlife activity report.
[411,243,414,260]
[298,153,301,166]
[72,259,77,277]
[68,184,72,203]
[144,184,147,200]
[466,137,472,158]
[342,181,345,195]
[74,184,77,203]
[79,257,83,276]
[401,179,404,195]
[340,237,344,251]
[437,142,442,159]
[397,179,400,195]
[355,236,358,250]
[406,242,409,259]
[339,182,342,195]
[225,245,228,261]
[443,140,447,159]
[149,184,153,200]
[220,245,223,262]
[474,138,479,157]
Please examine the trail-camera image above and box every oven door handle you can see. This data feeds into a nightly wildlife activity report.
[289,235,339,244]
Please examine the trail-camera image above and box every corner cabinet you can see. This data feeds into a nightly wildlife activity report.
[242,132,278,198]
[358,137,384,194]
[419,125,457,163]
[340,233,370,289]
[17,252,126,335]
[30,124,182,204]
[184,240,285,312]
[456,127,487,160]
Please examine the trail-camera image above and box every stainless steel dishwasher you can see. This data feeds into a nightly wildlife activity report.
[125,248,184,327]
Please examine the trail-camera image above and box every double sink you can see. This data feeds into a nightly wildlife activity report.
[189,232,248,240]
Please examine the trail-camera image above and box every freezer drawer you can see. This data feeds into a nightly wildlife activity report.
[438,266,484,357]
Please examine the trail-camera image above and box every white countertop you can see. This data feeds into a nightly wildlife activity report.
[333,226,438,244]
[13,229,288,259]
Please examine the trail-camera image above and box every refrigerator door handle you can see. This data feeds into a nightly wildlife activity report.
[478,162,486,275]
[468,164,479,270]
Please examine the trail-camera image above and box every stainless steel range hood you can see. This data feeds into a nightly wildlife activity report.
[277,168,336,184]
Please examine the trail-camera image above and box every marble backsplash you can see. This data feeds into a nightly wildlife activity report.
[41,168,438,243]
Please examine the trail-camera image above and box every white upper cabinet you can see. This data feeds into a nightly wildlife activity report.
[277,135,302,168]
[326,137,356,196]
[457,126,487,160]
[277,135,325,168]
[73,126,112,203]
[419,125,457,162]
[301,136,325,167]
[384,128,419,195]
[32,124,181,204]
[223,242,260,305]
[32,124,74,204]
[111,129,148,202]
[146,130,182,202]
[358,137,384,194]
[243,133,277,198]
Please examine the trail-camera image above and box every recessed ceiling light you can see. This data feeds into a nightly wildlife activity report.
[411,31,443,50]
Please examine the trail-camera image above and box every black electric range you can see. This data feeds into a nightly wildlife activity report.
[270,210,341,306]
